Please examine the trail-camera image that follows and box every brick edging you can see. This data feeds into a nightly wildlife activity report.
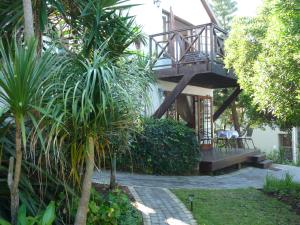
[163,188,198,225]
[128,186,151,225]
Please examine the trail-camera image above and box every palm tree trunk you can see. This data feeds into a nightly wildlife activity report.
[74,136,95,225]
[22,0,35,40]
[10,121,22,225]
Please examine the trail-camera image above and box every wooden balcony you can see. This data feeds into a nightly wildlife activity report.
[149,23,237,89]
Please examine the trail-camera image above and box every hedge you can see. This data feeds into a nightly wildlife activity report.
[117,118,200,175]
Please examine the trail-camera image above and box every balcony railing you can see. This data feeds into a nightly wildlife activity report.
[149,23,227,70]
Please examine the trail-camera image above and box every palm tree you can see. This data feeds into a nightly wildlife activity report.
[40,52,117,224]
[38,49,154,224]
[0,39,59,224]
[0,0,144,56]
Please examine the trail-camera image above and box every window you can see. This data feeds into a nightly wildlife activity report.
[278,133,292,160]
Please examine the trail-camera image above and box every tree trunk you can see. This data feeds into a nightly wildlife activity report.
[110,152,116,189]
[22,0,35,40]
[74,136,95,225]
[34,0,42,53]
[231,102,243,148]
[10,121,22,225]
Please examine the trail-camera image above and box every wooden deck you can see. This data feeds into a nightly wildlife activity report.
[199,148,261,173]
[149,23,238,89]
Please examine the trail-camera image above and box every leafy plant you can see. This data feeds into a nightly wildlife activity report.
[0,1,150,224]
[0,201,56,225]
[86,189,142,225]
[0,38,60,223]
[264,173,300,199]
[118,118,200,175]
[267,148,292,165]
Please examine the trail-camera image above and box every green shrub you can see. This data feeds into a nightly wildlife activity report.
[0,201,55,225]
[263,173,300,199]
[87,189,142,225]
[118,118,200,175]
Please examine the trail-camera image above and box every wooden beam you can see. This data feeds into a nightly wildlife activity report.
[153,73,196,118]
[201,0,220,26]
[213,87,242,122]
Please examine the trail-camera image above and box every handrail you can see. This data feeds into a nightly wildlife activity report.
[149,22,227,38]
[149,23,227,70]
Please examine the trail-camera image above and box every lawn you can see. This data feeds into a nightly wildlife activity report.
[172,188,300,225]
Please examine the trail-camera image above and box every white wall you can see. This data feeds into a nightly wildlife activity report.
[129,0,211,36]
[158,80,213,96]
[161,0,211,25]
[146,84,163,115]
[251,126,281,153]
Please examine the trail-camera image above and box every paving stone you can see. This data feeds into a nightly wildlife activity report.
[93,164,300,225]
[128,187,197,225]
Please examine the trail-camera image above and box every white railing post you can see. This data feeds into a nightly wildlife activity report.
[292,127,298,164]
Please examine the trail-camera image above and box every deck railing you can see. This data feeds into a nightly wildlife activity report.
[149,23,227,69]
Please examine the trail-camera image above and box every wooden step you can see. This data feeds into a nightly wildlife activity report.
[249,154,266,162]
[254,159,272,169]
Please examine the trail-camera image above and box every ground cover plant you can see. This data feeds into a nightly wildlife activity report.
[117,118,200,175]
[87,188,142,225]
[263,174,300,214]
[173,188,300,225]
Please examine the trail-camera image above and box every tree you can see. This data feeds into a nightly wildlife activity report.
[0,40,59,224]
[210,0,238,30]
[210,0,244,137]
[1,0,144,55]
[39,51,153,225]
[225,0,300,126]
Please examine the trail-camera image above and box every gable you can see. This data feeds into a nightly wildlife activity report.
[127,0,219,37]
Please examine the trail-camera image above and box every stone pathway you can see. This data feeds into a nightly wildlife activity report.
[92,164,300,225]
[129,186,197,225]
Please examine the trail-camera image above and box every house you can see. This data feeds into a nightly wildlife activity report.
[127,0,272,172]
[251,126,299,163]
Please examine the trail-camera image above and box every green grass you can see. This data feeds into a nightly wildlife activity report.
[172,188,300,225]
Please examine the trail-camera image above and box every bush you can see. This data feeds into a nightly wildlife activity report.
[87,189,142,225]
[118,118,200,175]
[0,201,55,225]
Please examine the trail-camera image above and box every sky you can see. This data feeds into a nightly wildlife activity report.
[235,0,263,17]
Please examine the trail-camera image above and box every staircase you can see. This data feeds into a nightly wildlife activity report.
[247,154,272,169]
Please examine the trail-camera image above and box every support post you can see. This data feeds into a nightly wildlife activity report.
[292,127,298,164]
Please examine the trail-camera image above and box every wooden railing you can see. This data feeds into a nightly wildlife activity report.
[149,23,227,69]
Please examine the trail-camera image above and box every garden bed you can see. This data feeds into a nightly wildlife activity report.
[93,183,135,201]
[265,191,300,215]
[263,174,300,215]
